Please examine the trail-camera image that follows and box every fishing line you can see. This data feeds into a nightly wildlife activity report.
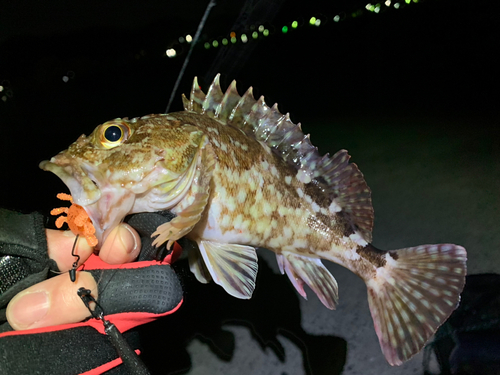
[204,0,285,85]
[78,287,150,374]
[66,233,109,289]
[49,234,86,279]
[69,234,80,282]
[62,226,122,293]
[71,227,138,370]
[165,0,217,113]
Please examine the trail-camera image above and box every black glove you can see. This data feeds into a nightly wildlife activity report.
[0,209,183,375]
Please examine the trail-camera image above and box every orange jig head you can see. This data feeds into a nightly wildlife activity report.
[51,193,98,247]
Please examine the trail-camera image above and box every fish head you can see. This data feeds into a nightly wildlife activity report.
[40,115,205,247]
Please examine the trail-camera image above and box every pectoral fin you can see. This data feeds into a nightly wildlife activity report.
[280,251,339,309]
[152,191,210,248]
[152,140,215,249]
[198,240,258,299]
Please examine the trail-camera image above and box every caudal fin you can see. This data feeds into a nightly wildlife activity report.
[366,244,467,366]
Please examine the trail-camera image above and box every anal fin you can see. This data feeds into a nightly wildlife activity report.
[198,240,258,299]
[188,242,212,284]
[280,252,339,310]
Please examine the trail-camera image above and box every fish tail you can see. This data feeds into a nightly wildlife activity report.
[366,244,467,365]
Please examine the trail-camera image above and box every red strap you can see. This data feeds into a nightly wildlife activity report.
[78,349,141,375]
[82,241,183,271]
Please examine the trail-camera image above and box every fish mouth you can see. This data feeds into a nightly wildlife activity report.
[40,160,102,205]
[40,159,135,248]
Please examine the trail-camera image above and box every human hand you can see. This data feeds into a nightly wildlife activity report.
[6,224,141,330]
[1,210,183,374]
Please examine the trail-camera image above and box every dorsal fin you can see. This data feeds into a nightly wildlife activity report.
[182,74,374,241]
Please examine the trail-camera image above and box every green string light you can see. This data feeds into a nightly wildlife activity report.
[164,1,424,56]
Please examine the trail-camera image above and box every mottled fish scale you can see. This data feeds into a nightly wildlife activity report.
[169,111,329,257]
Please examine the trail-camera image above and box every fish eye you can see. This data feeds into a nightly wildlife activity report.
[100,121,130,149]
[104,125,122,142]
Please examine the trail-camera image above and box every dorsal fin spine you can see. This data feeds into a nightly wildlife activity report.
[189,76,205,113]
[256,103,285,143]
[266,114,289,148]
[203,74,223,118]
[219,80,240,122]
[182,94,191,111]
[230,87,256,134]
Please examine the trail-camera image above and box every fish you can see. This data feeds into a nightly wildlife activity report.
[40,74,467,366]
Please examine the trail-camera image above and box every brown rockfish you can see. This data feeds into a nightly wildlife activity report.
[40,75,467,366]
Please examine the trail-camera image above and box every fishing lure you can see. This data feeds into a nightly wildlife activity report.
[51,193,98,247]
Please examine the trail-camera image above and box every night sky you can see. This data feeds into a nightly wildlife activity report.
[1,1,499,373]
[2,1,498,173]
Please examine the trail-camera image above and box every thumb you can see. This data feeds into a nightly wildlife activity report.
[6,271,97,330]
[6,224,141,331]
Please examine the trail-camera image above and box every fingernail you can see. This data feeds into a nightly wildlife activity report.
[119,224,138,254]
[9,291,49,328]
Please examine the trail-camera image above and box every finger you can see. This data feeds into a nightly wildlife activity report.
[99,223,141,265]
[46,229,93,272]
[6,271,97,330]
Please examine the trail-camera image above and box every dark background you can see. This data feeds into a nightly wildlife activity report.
[0,0,498,212]
[1,0,499,374]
